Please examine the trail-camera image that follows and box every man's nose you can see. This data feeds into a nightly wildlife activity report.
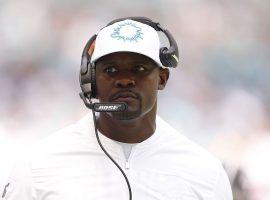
[115,77,135,88]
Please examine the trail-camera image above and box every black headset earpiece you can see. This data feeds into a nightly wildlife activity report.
[158,26,179,68]
[79,17,179,100]
[80,34,97,99]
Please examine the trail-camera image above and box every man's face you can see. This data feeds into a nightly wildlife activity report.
[95,52,169,120]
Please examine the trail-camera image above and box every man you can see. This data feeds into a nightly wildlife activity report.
[2,17,233,199]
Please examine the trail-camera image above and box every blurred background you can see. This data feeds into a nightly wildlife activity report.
[0,0,269,199]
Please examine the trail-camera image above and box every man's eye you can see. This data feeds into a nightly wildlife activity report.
[133,65,146,72]
[104,67,118,74]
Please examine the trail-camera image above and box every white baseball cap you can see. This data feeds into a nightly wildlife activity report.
[90,19,163,67]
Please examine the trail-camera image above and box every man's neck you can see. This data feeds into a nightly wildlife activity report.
[97,107,157,143]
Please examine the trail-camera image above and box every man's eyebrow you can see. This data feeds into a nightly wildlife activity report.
[96,61,116,65]
[132,61,147,64]
[132,60,156,65]
[134,61,158,68]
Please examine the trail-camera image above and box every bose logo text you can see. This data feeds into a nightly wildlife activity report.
[92,103,127,112]
[97,105,119,110]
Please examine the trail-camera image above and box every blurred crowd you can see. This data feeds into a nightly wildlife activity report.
[0,0,270,199]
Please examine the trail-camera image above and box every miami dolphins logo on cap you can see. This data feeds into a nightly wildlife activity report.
[111,21,143,42]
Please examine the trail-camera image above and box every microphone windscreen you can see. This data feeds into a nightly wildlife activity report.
[93,102,127,112]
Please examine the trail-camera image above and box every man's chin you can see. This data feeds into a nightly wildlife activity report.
[110,110,141,121]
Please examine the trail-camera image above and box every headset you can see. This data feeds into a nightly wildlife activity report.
[79,17,179,200]
[79,16,179,101]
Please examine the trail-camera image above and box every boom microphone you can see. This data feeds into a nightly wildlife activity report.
[92,102,127,112]
[79,92,128,112]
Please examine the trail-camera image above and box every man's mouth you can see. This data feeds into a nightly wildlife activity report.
[111,91,139,102]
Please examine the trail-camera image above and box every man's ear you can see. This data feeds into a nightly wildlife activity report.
[158,68,170,90]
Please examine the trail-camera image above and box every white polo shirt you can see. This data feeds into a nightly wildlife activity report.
[2,114,232,200]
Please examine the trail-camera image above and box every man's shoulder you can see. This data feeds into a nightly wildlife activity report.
[27,114,95,158]
[156,115,224,172]
[156,116,231,197]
